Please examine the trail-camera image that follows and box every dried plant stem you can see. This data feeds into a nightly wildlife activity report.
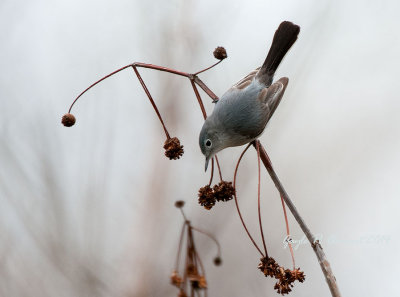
[194,60,222,76]
[190,80,208,120]
[208,158,214,186]
[233,143,264,257]
[254,140,341,297]
[68,64,132,113]
[214,156,223,181]
[191,226,222,258]
[280,194,296,269]
[190,80,223,181]
[175,221,188,270]
[132,66,170,139]
[255,141,269,257]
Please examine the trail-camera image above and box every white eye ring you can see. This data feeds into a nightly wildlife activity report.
[205,139,212,147]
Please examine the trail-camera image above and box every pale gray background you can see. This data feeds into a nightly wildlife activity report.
[1,0,399,296]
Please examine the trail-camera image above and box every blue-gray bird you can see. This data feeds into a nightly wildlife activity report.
[199,21,300,171]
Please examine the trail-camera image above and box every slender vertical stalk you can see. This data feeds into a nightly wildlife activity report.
[254,140,341,297]
[233,143,264,257]
[280,195,296,269]
[255,141,268,257]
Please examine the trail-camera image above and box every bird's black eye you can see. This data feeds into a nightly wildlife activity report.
[205,139,212,147]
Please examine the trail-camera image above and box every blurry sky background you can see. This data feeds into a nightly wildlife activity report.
[1,0,400,296]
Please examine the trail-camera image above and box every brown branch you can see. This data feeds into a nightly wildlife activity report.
[132,66,170,139]
[254,140,341,297]
[255,140,268,257]
[233,143,264,257]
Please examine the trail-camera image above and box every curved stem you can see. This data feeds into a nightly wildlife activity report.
[191,226,221,258]
[193,60,222,76]
[233,143,264,257]
[68,64,132,113]
[256,141,268,258]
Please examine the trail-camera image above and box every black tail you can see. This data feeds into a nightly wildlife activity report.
[256,21,300,86]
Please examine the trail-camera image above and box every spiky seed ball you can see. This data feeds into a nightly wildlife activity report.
[213,46,227,60]
[174,200,185,208]
[198,185,215,210]
[164,137,184,160]
[292,268,305,283]
[258,257,280,278]
[213,181,235,202]
[61,113,76,127]
[213,257,222,266]
[170,270,183,287]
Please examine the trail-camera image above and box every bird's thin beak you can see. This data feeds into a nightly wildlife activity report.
[205,157,210,172]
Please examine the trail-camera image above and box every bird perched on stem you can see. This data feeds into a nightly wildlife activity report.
[199,21,300,171]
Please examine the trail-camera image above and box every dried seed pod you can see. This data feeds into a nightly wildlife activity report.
[174,200,185,208]
[170,270,183,287]
[61,113,76,127]
[292,268,305,283]
[274,280,293,295]
[258,257,280,278]
[213,46,227,60]
[164,137,184,160]
[213,256,222,266]
[213,181,235,202]
[198,185,215,210]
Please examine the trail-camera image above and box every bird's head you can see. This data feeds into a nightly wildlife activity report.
[199,120,224,171]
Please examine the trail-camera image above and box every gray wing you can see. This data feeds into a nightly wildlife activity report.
[257,77,289,123]
[231,67,261,90]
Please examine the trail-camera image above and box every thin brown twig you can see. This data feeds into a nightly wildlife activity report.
[208,158,214,186]
[190,79,208,120]
[255,141,268,257]
[254,140,341,297]
[194,60,222,76]
[280,194,296,269]
[68,64,132,113]
[233,143,264,257]
[214,156,223,181]
[132,66,170,139]
[175,221,188,270]
[190,80,223,180]
[191,226,221,257]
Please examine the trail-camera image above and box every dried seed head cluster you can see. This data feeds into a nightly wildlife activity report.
[213,181,235,202]
[258,257,305,295]
[177,289,187,297]
[175,200,185,208]
[189,274,207,290]
[172,202,221,297]
[258,256,280,278]
[61,113,76,127]
[198,185,215,210]
[198,181,235,210]
[213,256,222,266]
[164,137,184,160]
[170,270,183,287]
[213,46,228,60]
